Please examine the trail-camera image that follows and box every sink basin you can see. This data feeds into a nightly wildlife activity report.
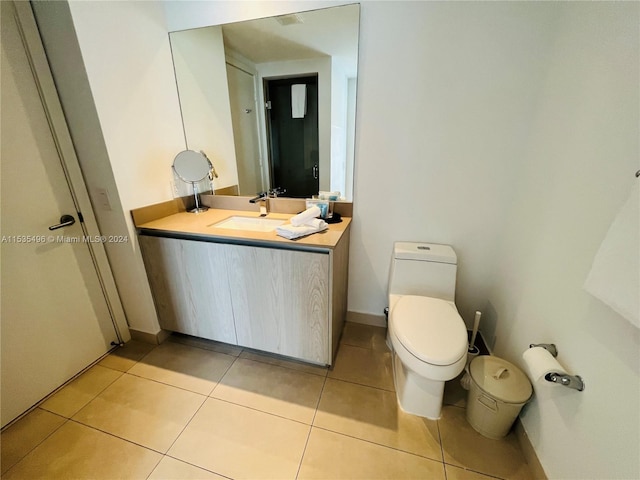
[210,216,286,232]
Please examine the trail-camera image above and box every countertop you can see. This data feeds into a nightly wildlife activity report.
[136,208,351,250]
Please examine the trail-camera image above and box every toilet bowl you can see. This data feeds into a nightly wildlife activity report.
[387,242,468,419]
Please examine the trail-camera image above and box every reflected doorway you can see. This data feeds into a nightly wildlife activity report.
[264,75,319,198]
[226,63,262,196]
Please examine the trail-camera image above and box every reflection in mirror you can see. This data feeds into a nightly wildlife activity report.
[169,4,359,201]
[172,150,215,213]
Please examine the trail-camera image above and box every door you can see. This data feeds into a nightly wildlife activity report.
[226,244,329,364]
[226,63,262,196]
[1,1,121,427]
[264,75,319,198]
[139,236,237,344]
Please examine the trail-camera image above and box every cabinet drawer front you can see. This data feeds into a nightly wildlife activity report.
[226,245,330,364]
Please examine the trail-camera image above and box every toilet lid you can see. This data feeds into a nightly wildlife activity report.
[392,296,467,366]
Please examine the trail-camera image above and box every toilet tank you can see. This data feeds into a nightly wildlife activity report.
[389,242,457,302]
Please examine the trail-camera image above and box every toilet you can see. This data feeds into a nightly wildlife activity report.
[387,242,468,420]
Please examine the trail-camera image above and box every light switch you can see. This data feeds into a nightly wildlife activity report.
[95,187,112,211]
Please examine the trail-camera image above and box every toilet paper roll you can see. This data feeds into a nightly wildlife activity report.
[522,347,567,382]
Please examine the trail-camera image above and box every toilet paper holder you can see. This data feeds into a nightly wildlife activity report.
[529,343,558,357]
[528,344,585,392]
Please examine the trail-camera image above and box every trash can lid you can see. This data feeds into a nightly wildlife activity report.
[469,356,533,404]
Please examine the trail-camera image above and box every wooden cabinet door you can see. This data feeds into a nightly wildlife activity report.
[227,245,330,364]
[139,236,236,344]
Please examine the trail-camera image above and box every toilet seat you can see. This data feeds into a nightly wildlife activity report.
[391,295,467,367]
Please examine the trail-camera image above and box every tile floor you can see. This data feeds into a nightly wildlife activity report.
[1,323,534,479]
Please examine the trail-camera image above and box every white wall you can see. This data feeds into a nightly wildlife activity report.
[61,0,186,334]
[170,26,239,191]
[351,1,557,324]
[484,4,639,478]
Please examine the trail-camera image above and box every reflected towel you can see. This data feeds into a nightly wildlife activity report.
[290,206,321,226]
[584,181,639,328]
[291,84,306,118]
[276,219,328,240]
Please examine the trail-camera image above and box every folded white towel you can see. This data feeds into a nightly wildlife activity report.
[290,206,321,226]
[304,218,325,229]
[276,219,328,240]
[291,84,306,118]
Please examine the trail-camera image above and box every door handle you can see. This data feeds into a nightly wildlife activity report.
[313,164,319,180]
[49,214,76,231]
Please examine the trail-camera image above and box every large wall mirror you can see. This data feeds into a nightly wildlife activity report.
[169,4,360,201]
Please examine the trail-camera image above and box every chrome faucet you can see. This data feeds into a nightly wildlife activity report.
[249,191,269,216]
[248,188,287,216]
[249,191,269,203]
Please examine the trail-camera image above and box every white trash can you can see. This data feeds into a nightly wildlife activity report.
[466,356,533,439]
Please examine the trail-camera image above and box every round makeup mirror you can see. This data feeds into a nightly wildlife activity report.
[172,150,213,213]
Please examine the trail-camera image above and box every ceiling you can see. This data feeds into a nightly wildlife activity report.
[221,4,359,77]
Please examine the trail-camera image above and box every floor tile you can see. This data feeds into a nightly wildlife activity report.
[39,365,122,418]
[0,408,66,475]
[328,343,395,391]
[314,378,442,461]
[445,464,502,480]
[148,456,226,479]
[240,349,329,377]
[340,321,389,351]
[98,340,156,372]
[2,421,161,480]
[72,374,206,453]
[439,406,533,480]
[211,358,325,424]
[128,342,236,395]
[169,333,243,357]
[298,427,446,480]
[168,398,310,479]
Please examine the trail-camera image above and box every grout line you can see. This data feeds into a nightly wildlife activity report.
[144,453,164,480]
[443,463,508,480]
[134,343,160,364]
[1,347,125,433]
[310,373,329,426]
[119,371,211,398]
[0,415,71,477]
[437,417,448,479]
[206,396,313,427]
[295,375,328,479]
[162,454,235,480]
[163,393,210,457]
[66,417,168,455]
[310,425,445,465]
[326,375,396,393]
[208,354,240,397]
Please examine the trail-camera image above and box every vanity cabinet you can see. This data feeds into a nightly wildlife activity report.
[139,232,349,365]
[139,236,237,344]
[226,246,329,363]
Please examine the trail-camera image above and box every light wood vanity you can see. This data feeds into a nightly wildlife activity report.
[132,197,351,366]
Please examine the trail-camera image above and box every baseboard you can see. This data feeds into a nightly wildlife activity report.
[128,328,170,345]
[346,311,387,327]
[514,419,547,480]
